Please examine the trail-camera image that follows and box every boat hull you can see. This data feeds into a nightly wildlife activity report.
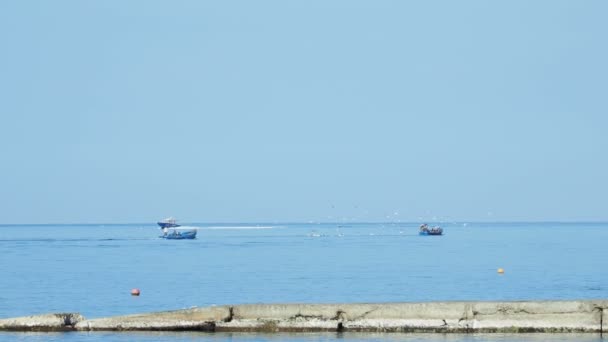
[157,222,181,228]
[160,230,197,239]
[419,230,443,236]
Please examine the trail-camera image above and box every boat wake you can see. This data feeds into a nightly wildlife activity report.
[202,226,280,230]
[0,238,153,242]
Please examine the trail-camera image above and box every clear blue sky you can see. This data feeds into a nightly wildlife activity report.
[1,1,606,223]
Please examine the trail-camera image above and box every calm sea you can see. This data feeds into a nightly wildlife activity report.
[1,222,606,341]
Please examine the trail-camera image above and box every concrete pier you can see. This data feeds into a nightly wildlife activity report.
[0,313,83,331]
[76,307,228,331]
[1,300,606,333]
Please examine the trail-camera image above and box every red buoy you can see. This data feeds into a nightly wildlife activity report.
[131,288,140,296]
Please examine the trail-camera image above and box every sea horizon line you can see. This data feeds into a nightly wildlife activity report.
[1,220,607,227]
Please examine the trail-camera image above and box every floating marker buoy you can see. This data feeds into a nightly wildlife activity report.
[131,288,141,296]
[497,268,505,274]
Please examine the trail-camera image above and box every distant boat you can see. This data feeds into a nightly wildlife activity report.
[157,217,181,228]
[160,227,197,240]
[157,217,197,239]
[419,224,443,236]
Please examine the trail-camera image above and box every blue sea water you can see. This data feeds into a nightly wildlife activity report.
[0,222,606,341]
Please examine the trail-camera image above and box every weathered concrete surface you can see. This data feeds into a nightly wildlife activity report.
[466,301,604,332]
[0,313,83,331]
[216,301,607,333]
[2,300,607,333]
[75,306,229,331]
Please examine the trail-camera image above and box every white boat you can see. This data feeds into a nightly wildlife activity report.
[157,217,180,228]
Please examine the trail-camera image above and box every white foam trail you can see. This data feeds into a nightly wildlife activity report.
[202,226,280,230]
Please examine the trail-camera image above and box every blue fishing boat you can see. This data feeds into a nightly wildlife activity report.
[157,217,181,228]
[419,224,443,236]
[160,227,198,240]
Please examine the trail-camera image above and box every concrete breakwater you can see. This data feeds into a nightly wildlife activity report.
[1,300,607,333]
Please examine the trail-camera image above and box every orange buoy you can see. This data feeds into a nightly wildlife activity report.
[131,288,141,296]
[497,268,505,274]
